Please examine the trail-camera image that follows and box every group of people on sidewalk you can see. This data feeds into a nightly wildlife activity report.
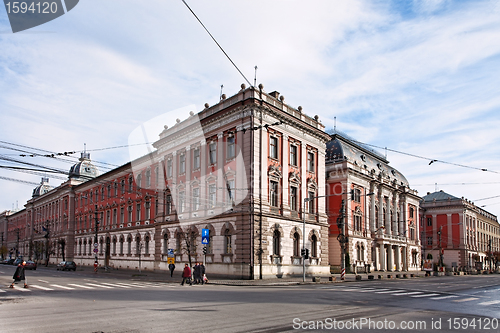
[181,262,206,286]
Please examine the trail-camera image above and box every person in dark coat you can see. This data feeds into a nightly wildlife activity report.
[181,263,192,286]
[10,261,28,288]
[193,262,201,284]
[199,263,206,285]
[168,263,175,278]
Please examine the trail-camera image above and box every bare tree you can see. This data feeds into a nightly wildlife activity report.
[177,228,199,268]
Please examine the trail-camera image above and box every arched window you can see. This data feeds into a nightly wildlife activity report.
[224,229,232,254]
[163,233,168,254]
[127,236,132,254]
[145,235,150,255]
[119,237,124,255]
[293,232,300,257]
[357,244,361,261]
[136,236,141,255]
[273,230,281,256]
[311,234,318,258]
[361,245,365,261]
[112,238,117,255]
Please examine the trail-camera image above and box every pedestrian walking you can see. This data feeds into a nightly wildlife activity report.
[193,262,201,284]
[10,261,28,288]
[168,263,175,278]
[199,262,206,285]
[181,263,192,286]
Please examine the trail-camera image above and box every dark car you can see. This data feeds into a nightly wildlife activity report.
[13,258,24,266]
[56,261,77,271]
[24,260,37,270]
[1,258,14,265]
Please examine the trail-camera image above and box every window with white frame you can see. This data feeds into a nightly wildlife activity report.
[193,148,200,169]
[146,169,151,188]
[270,181,279,207]
[273,230,281,256]
[290,186,297,211]
[192,187,200,211]
[209,142,217,164]
[308,191,315,214]
[227,135,235,160]
[270,136,278,159]
[136,203,141,221]
[167,159,172,178]
[307,151,315,172]
[311,234,318,257]
[179,154,186,174]
[290,144,297,166]
[224,229,232,254]
[178,191,185,213]
[209,184,216,208]
[226,179,235,203]
[293,232,300,257]
[145,201,150,220]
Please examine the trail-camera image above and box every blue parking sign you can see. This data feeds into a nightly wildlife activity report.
[202,228,210,244]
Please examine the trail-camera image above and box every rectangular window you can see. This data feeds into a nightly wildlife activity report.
[270,181,279,207]
[209,142,217,164]
[290,186,297,211]
[114,183,118,196]
[178,192,185,213]
[427,217,432,226]
[227,136,235,160]
[270,136,278,159]
[120,207,124,224]
[146,170,151,188]
[128,206,133,222]
[427,236,433,246]
[353,188,361,203]
[136,203,141,221]
[209,184,216,208]
[290,145,297,166]
[179,154,186,174]
[193,188,200,211]
[128,178,133,193]
[227,179,235,203]
[113,209,117,225]
[121,180,125,194]
[193,148,200,169]
[307,152,315,172]
[166,194,172,215]
[155,199,159,216]
[107,185,111,198]
[308,191,315,214]
[167,159,172,178]
[145,201,151,220]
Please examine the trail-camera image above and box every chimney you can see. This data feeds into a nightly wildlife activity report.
[269,91,280,99]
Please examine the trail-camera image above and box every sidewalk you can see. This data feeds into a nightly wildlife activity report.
[73,265,428,286]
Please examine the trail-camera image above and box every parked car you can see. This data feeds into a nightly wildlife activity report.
[13,257,24,266]
[56,261,77,271]
[24,260,37,270]
[1,258,14,265]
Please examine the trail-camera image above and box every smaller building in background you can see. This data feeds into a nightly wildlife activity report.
[420,190,500,271]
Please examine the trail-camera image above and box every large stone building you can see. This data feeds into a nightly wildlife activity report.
[1,85,333,279]
[420,190,500,271]
[325,131,421,272]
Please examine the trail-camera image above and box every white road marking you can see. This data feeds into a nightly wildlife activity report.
[85,283,113,289]
[50,284,75,290]
[68,284,94,289]
[430,295,458,300]
[30,285,54,291]
[411,293,440,298]
[115,282,147,288]
[392,291,423,296]
[101,282,131,288]
[0,289,6,293]
[453,297,479,302]
[376,290,407,294]
[478,300,500,306]
[12,286,31,292]
[38,280,49,283]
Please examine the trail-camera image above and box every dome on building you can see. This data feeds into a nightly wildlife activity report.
[32,177,53,198]
[69,152,99,181]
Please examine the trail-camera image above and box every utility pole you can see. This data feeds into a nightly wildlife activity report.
[438,226,443,271]
[94,204,99,273]
[488,238,492,272]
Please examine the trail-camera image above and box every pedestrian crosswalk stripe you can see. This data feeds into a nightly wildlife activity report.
[30,285,54,291]
[12,286,31,292]
[478,300,500,306]
[101,282,131,288]
[38,280,49,283]
[115,282,147,288]
[140,282,162,288]
[68,284,94,289]
[376,290,407,294]
[453,297,478,302]
[392,291,423,296]
[85,283,113,289]
[50,284,75,290]
[0,289,6,292]
[430,295,458,300]
[411,293,440,298]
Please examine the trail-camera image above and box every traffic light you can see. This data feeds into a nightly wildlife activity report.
[202,246,207,255]
[305,248,310,259]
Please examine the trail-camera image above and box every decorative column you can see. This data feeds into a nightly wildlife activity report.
[282,134,290,213]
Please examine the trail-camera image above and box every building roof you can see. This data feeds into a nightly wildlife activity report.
[325,130,409,187]
[69,152,99,182]
[421,190,460,202]
[32,177,53,198]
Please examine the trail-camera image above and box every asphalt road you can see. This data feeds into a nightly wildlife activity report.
[1,265,499,333]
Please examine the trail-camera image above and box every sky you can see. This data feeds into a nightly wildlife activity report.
[0,0,500,218]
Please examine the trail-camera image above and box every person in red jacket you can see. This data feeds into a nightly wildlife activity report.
[181,263,192,286]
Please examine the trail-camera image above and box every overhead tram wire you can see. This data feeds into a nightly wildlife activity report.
[181,0,253,88]
[350,140,500,174]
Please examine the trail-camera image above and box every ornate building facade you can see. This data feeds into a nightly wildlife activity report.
[1,85,332,279]
[325,131,421,272]
[420,190,499,271]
